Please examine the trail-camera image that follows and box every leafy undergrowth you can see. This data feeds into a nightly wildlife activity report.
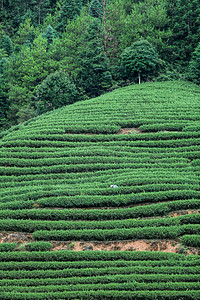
[0,81,200,298]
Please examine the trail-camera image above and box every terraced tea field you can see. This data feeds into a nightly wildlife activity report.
[0,81,200,299]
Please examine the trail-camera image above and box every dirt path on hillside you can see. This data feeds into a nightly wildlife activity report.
[52,239,199,255]
[0,232,198,255]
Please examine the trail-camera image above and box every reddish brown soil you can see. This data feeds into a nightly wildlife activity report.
[0,232,198,255]
[0,232,33,244]
[51,239,199,255]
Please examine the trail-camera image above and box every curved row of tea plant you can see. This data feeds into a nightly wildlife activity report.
[0,81,200,297]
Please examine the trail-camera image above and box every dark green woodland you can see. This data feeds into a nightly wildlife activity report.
[0,0,199,129]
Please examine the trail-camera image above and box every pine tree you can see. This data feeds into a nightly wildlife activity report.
[0,75,9,129]
[0,36,13,56]
[76,19,112,97]
[56,0,82,33]
[43,25,55,50]
[188,42,200,84]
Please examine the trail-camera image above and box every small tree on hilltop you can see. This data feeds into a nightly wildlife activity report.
[121,39,159,84]
[36,71,78,114]
[188,42,200,85]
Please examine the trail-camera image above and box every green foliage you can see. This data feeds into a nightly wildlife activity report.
[76,19,112,97]
[0,243,16,252]
[121,39,159,83]
[89,0,103,18]
[188,42,200,84]
[25,242,52,251]
[14,18,35,46]
[56,0,82,33]
[33,224,199,241]
[42,24,55,50]
[182,235,200,247]
[36,71,78,114]
[0,78,200,296]
[0,36,13,56]
[0,74,9,129]
[165,0,200,66]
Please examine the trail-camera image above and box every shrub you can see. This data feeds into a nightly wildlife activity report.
[36,71,78,114]
[25,242,52,252]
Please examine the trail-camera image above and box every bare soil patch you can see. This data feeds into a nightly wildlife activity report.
[52,239,199,255]
[168,209,199,218]
[0,232,33,244]
[0,232,198,255]
[118,128,143,134]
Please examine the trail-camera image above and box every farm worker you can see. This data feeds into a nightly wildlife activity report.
[110,185,118,188]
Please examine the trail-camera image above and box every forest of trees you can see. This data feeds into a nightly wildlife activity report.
[0,0,200,130]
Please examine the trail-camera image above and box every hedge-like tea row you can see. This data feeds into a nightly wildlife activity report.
[1,183,197,204]
[1,137,200,149]
[25,242,52,252]
[0,281,199,293]
[1,258,199,271]
[0,265,199,280]
[0,214,199,233]
[1,188,197,207]
[181,235,200,247]
[0,156,190,168]
[0,199,198,220]
[0,243,16,252]
[0,168,194,188]
[0,250,188,262]
[37,190,199,208]
[0,147,199,160]
[3,131,200,143]
[0,290,199,299]
[33,224,200,241]
[0,161,191,176]
[0,274,199,287]
[0,170,197,194]
[2,182,196,198]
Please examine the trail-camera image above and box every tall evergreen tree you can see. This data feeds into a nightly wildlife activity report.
[43,24,55,50]
[56,0,82,33]
[188,42,200,84]
[76,19,112,97]
[0,35,13,56]
[0,75,9,129]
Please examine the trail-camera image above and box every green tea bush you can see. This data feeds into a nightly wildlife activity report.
[25,242,52,252]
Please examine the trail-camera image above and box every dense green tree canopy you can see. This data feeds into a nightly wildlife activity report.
[36,71,78,114]
[121,39,159,83]
[0,0,199,131]
[55,0,82,33]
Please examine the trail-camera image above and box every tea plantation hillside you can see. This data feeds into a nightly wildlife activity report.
[0,81,200,299]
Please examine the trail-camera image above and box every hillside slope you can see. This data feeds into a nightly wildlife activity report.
[0,81,200,299]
